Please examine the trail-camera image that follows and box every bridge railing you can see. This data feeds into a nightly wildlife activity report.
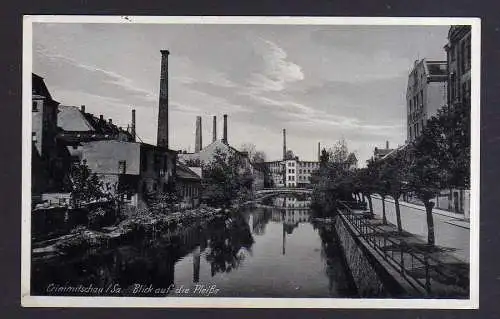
[337,201,468,296]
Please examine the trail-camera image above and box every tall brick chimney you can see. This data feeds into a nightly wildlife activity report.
[283,129,287,160]
[131,109,136,141]
[212,115,217,143]
[222,114,228,144]
[386,140,389,149]
[81,105,85,113]
[195,116,202,152]
[157,50,170,148]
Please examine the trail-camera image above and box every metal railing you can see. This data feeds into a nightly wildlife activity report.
[337,201,467,295]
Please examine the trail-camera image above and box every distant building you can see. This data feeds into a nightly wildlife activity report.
[263,129,320,188]
[445,25,471,111]
[406,59,448,143]
[176,163,202,209]
[178,114,265,191]
[372,141,394,161]
[264,158,319,188]
[265,160,285,187]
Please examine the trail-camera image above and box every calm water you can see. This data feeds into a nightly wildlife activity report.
[32,195,358,298]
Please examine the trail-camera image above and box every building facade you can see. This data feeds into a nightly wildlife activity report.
[265,160,285,188]
[406,59,448,143]
[80,140,177,208]
[32,74,61,194]
[176,163,202,209]
[445,25,471,111]
[264,158,319,188]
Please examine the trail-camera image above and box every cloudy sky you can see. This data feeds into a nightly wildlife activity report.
[33,22,449,164]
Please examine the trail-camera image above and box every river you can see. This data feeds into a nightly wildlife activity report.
[31,194,358,298]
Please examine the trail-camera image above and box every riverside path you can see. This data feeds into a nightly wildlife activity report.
[370,195,470,263]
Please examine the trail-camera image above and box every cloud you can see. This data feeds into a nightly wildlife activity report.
[248,37,304,93]
[170,56,236,88]
[36,47,157,102]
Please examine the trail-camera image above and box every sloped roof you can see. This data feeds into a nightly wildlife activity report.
[58,105,94,131]
[176,162,201,181]
[32,73,58,104]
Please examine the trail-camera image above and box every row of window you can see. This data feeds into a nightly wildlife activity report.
[450,37,471,73]
[409,119,425,141]
[181,185,199,198]
[408,89,424,114]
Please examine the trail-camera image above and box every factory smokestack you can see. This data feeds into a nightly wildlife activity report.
[318,142,320,161]
[131,109,136,141]
[386,140,389,149]
[195,116,202,153]
[212,115,217,143]
[157,50,170,148]
[80,105,85,113]
[283,129,287,160]
[223,114,228,144]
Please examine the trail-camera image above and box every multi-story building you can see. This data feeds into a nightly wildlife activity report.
[296,160,320,187]
[81,140,177,208]
[32,74,61,194]
[265,160,285,187]
[445,25,471,110]
[406,59,448,143]
[264,158,319,188]
[443,25,471,219]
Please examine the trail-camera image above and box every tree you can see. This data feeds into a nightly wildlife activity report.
[253,151,266,163]
[202,148,252,207]
[373,161,390,225]
[407,115,450,245]
[357,161,378,216]
[379,148,410,232]
[69,160,105,208]
[284,149,296,160]
[240,143,267,163]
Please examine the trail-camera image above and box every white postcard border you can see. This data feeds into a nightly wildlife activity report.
[21,15,481,309]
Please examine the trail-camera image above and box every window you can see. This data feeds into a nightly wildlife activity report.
[32,101,38,112]
[419,90,424,108]
[31,132,37,142]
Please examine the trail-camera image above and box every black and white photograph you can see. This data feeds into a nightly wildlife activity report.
[22,16,479,308]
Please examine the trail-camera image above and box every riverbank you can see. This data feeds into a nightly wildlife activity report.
[336,204,469,298]
[32,206,229,262]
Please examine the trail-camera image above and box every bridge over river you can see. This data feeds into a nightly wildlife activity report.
[256,188,312,196]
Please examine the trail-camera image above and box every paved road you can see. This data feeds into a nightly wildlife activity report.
[370,196,470,263]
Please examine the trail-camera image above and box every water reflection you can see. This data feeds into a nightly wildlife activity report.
[32,195,357,298]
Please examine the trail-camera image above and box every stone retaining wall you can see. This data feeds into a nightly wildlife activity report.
[334,214,387,297]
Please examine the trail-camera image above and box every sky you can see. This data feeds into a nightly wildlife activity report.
[33,22,449,164]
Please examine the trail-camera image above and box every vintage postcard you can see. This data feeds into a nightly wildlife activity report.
[21,16,480,308]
